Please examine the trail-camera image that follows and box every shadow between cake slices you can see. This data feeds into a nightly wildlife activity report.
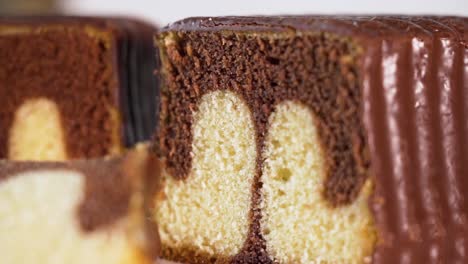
[0,145,160,264]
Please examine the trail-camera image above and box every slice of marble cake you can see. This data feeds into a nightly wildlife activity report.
[154,16,468,264]
[0,16,158,160]
[0,146,160,263]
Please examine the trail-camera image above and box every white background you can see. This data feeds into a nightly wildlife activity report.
[64,0,468,26]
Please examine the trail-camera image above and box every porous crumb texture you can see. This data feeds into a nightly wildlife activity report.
[155,90,256,263]
[0,25,121,160]
[0,169,152,264]
[9,98,67,160]
[157,28,371,263]
[261,101,375,263]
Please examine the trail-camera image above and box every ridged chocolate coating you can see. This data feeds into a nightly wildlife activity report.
[361,19,468,263]
[113,18,159,147]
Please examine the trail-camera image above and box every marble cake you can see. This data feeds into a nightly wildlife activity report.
[154,16,468,264]
[0,17,158,160]
[0,145,160,263]
[0,16,161,264]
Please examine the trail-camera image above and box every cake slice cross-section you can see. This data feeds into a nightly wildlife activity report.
[0,16,159,160]
[0,145,161,264]
[154,16,468,263]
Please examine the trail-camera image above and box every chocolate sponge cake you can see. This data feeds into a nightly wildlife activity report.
[0,17,158,161]
[154,16,468,263]
[0,145,160,263]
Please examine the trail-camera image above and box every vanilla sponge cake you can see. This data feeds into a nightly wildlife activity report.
[0,17,158,160]
[154,16,468,263]
[0,146,160,263]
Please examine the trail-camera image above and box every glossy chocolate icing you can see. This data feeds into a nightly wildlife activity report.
[361,19,468,263]
[113,18,159,147]
[161,16,468,263]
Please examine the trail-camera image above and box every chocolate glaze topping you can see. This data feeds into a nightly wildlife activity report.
[159,16,468,263]
[113,18,159,147]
